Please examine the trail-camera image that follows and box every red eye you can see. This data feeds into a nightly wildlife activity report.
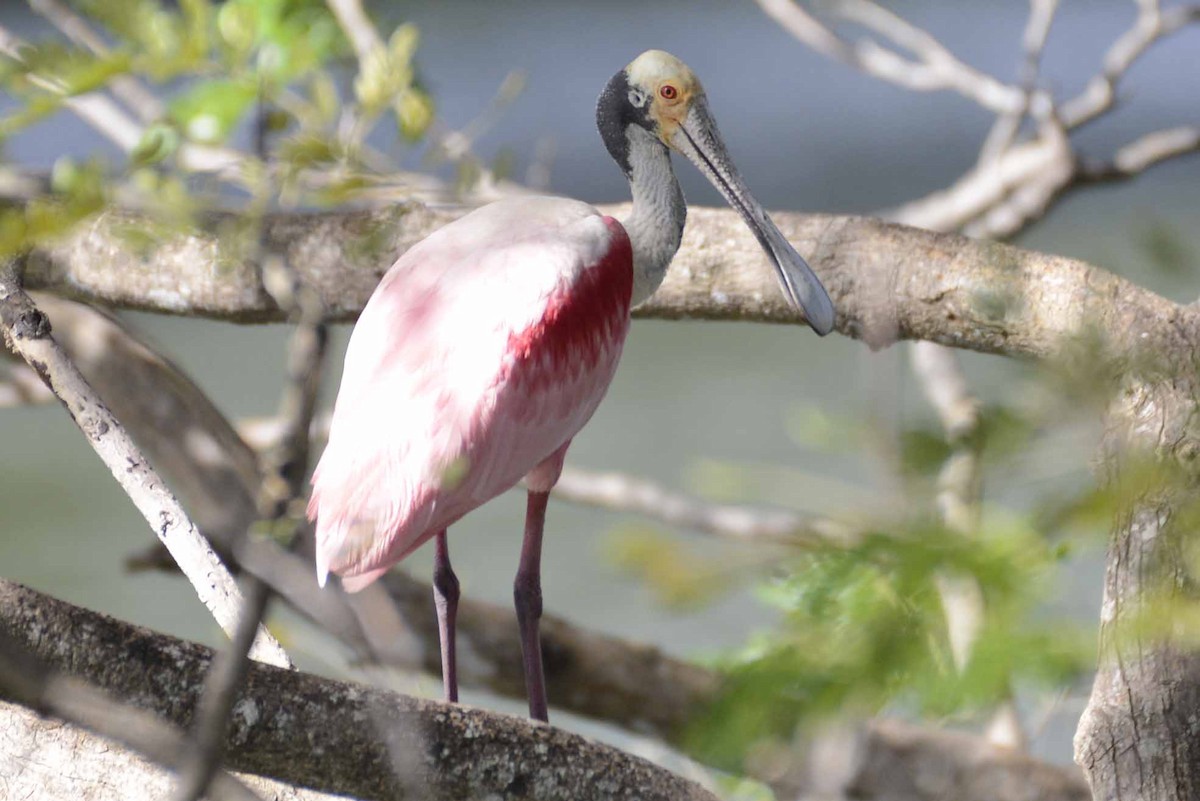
[659,84,678,100]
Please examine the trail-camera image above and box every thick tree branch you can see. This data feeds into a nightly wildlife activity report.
[0,629,260,801]
[1072,379,1200,799]
[0,580,719,801]
[21,203,1198,362]
[0,579,1093,801]
[1,699,344,801]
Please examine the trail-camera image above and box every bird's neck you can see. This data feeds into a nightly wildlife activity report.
[621,127,686,306]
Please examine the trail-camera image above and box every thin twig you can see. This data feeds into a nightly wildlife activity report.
[755,0,1024,113]
[236,412,854,548]
[978,0,1059,163]
[551,466,855,548]
[1078,125,1200,182]
[0,22,144,149]
[27,0,165,122]
[1060,3,1200,129]
[324,0,383,63]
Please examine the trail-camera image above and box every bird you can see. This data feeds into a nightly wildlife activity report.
[307,49,835,722]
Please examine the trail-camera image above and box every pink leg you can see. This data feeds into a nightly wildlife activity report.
[514,491,550,722]
[432,529,459,703]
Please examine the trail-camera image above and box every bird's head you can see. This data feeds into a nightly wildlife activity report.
[623,50,703,147]
[596,50,706,168]
[596,50,835,336]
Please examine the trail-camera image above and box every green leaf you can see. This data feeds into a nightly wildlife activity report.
[217,1,258,56]
[130,123,181,167]
[277,132,343,176]
[394,89,434,142]
[170,79,257,143]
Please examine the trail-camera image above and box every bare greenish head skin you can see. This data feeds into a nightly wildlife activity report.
[598,50,837,335]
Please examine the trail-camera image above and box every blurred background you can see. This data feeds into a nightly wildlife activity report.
[2,0,1198,771]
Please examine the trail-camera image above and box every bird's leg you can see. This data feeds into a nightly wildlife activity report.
[431,529,460,703]
[514,490,550,722]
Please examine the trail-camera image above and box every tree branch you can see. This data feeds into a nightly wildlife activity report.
[0,269,289,668]
[0,579,1093,801]
[753,0,1024,113]
[0,629,261,801]
[20,203,1197,362]
[0,580,720,801]
[0,24,239,174]
[1059,3,1200,129]
[1078,125,1200,182]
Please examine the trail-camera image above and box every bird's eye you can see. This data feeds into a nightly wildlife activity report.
[659,84,678,101]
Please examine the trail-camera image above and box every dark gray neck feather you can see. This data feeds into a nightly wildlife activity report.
[622,125,686,305]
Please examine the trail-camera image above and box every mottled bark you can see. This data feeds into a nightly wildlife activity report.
[1074,382,1200,800]
[1,701,341,801]
[0,579,1098,801]
[0,580,718,801]
[24,203,1200,362]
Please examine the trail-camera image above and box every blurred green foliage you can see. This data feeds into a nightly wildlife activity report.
[1135,216,1195,278]
[0,0,434,257]
[608,354,1143,773]
[687,518,1088,770]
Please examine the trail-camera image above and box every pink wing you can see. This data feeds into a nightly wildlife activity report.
[308,197,632,590]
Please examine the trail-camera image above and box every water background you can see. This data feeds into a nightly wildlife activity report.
[3,0,1199,768]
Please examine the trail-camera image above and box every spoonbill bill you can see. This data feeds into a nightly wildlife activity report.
[308,50,835,722]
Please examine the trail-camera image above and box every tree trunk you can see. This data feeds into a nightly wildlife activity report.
[1075,383,1200,799]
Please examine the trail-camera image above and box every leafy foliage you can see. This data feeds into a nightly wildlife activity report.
[0,0,434,257]
[610,355,1124,772]
[687,519,1088,769]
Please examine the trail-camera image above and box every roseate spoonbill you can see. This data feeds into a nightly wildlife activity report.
[308,50,834,722]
